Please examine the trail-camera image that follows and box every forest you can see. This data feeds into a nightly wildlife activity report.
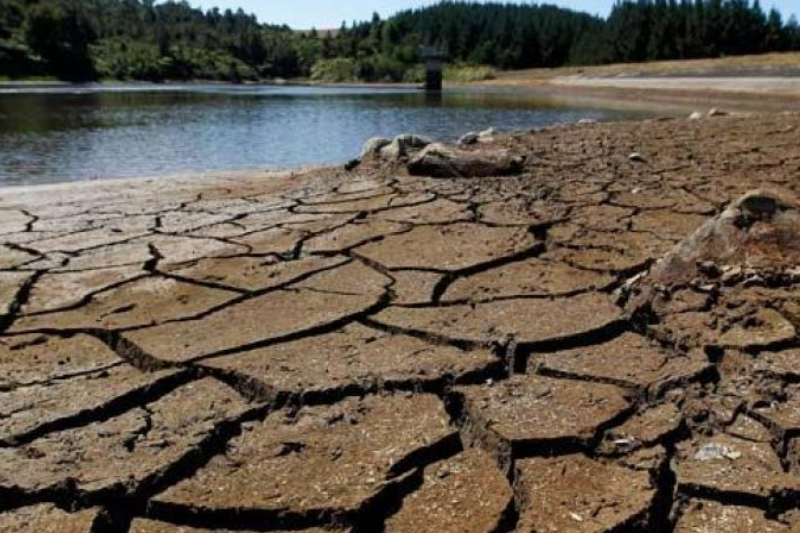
[1,0,799,82]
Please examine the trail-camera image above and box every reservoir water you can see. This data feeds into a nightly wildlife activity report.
[0,84,656,186]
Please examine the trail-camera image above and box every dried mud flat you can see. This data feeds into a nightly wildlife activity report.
[1,112,800,532]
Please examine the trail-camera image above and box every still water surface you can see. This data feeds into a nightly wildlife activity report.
[0,84,656,186]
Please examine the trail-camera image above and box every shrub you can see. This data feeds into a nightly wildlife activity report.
[310,57,357,82]
[443,63,497,82]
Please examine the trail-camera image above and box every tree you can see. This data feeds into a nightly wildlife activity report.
[26,0,96,80]
[1,0,799,83]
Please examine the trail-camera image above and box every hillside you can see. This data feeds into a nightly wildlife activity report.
[1,0,799,83]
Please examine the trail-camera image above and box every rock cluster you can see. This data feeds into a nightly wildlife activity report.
[359,129,525,178]
[359,133,434,162]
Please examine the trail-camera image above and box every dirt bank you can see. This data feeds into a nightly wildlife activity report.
[479,52,800,113]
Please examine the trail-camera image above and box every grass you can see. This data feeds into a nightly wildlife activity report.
[0,75,61,83]
[444,63,497,82]
[489,51,800,83]
[401,63,496,84]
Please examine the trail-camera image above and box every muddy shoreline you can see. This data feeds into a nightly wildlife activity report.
[1,112,800,531]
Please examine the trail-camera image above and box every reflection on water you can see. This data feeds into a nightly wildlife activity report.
[0,84,655,186]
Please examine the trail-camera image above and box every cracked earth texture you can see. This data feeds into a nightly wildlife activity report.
[1,113,800,532]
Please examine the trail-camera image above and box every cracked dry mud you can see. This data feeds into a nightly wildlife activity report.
[1,113,800,532]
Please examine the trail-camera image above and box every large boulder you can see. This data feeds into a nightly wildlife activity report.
[407,143,525,178]
[647,188,800,285]
[625,188,800,353]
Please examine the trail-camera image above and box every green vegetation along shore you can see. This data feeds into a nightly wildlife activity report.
[1,0,799,83]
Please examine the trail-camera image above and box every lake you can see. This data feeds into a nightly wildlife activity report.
[0,84,657,187]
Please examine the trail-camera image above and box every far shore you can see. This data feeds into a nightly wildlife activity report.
[4,73,800,116]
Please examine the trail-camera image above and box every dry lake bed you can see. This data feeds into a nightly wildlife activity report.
[1,111,800,532]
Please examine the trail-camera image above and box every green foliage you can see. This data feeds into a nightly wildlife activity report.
[402,62,497,83]
[402,64,425,83]
[444,63,496,82]
[602,0,788,63]
[25,0,96,80]
[0,0,301,81]
[356,54,407,82]
[0,0,798,83]
[91,39,166,81]
[329,0,800,71]
[330,2,604,71]
[310,57,357,82]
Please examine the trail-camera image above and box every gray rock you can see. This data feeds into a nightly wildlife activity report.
[648,188,800,284]
[380,139,406,160]
[360,137,391,158]
[375,133,435,161]
[407,143,525,178]
[459,132,480,146]
[394,134,433,149]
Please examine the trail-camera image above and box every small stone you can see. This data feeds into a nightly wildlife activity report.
[459,132,479,145]
[694,442,741,461]
[689,111,704,120]
[676,434,800,500]
[721,265,744,285]
[629,152,646,163]
[479,127,497,140]
[395,133,434,149]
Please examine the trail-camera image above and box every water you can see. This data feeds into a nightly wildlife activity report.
[0,84,656,186]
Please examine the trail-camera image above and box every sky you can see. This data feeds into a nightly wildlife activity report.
[191,0,799,29]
